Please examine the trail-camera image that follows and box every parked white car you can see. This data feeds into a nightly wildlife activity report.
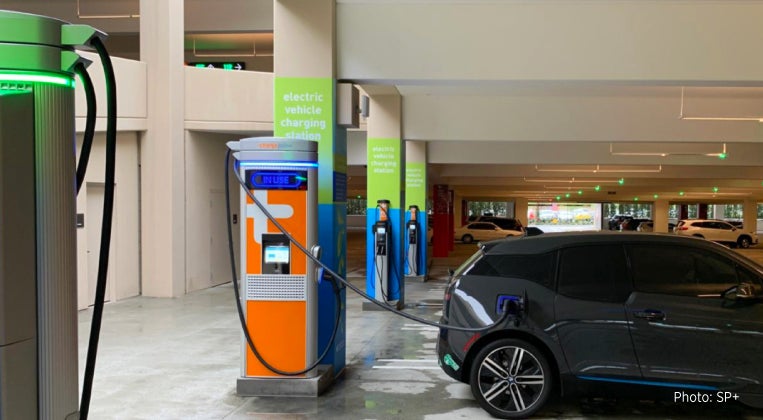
[674,219,758,248]
[454,222,524,244]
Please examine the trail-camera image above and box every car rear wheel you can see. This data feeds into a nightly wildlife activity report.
[469,338,551,419]
[738,236,752,249]
[462,234,474,244]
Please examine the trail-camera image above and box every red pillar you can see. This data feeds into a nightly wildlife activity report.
[698,203,708,219]
[679,204,689,220]
[448,190,455,251]
[432,184,450,257]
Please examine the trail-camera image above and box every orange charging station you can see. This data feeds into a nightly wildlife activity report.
[229,137,324,394]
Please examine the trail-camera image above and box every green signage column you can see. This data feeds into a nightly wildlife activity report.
[405,141,427,278]
[365,93,405,305]
[274,77,347,373]
[274,0,345,373]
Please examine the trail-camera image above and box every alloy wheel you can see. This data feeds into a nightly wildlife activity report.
[470,340,550,418]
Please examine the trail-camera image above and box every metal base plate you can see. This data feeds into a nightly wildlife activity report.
[236,365,334,397]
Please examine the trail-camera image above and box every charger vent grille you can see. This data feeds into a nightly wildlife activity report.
[246,274,306,301]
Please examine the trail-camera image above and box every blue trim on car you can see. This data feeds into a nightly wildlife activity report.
[577,375,718,391]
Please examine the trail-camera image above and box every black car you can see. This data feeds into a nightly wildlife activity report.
[437,232,763,418]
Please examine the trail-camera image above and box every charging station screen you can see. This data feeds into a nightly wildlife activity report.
[246,170,308,190]
[264,245,290,263]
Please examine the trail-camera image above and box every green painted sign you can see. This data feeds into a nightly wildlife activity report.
[274,77,334,204]
[405,162,426,210]
[367,138,402,208]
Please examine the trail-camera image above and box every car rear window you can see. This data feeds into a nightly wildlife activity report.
[469,252,556,289]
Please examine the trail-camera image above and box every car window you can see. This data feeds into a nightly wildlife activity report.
[717,222,733,230]
[628,245,739,297]
[470,252,556,289]
[557,245,629,303]
[738,266,763,288]
[693,252,738,296]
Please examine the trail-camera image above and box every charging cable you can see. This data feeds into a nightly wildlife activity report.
[79,37,117,420]
[73,62,96,194]
[227,151,517,340]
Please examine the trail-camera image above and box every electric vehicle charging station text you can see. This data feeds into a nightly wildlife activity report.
[228,137,335,396]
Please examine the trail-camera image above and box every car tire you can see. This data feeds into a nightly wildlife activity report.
[738,236,752,249]
[469,338,552,419]
[462,234,474,244]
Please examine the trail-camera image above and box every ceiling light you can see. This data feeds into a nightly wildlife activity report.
[535,164,662,173]
[679,87,763,122]
[534,164,597,173]
[524,177,621,184]
[610,142,726,158]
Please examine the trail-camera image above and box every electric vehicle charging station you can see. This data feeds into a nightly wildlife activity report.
[373,200,391,303]
[0,10,108,419]
[228,137,334,396]
[362,198,405,310]
[405,205,420,277]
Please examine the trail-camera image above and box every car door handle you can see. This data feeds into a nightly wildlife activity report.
[633,310,665,321]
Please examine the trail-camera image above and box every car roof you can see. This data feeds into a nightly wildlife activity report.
[482,231,730,256]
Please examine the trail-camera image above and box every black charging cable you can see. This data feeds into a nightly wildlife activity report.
[227,152,516,335]
[79,36,117,420]
[73,62,96,194]
[225,151,342,376]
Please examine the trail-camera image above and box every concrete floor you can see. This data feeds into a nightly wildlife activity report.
[77,234,763,419]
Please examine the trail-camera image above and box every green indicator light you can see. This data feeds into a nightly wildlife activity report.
[195,64,205,68]
[618,178,625,185]
[653,194,659,199]
[0,71,73,87]
[634,197,639,201]
[356,195,362,199]
[718,153,727,160]
[577,190,583,195]
[594,185,601,192]
[223,63,233,70]
[679,191,685,196]
[713,186,719,193]
[565,193,570,198]
[555,195,561,200]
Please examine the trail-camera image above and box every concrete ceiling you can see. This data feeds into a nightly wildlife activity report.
[5,0,763,204]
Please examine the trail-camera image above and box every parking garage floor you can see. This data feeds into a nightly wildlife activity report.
[78,233,763,419]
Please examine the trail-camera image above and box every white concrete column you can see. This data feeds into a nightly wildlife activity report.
[515,198,528,228]
[139,0,186,297]
[366,92,405,302]
[743,200,759,235]
[453,192,463,227]
[653,200,670,233]
[713,204,726,220]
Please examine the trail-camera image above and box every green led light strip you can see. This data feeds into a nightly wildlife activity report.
[0,71,74,87]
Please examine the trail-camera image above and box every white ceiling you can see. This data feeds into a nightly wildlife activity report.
[5,0,763,203]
